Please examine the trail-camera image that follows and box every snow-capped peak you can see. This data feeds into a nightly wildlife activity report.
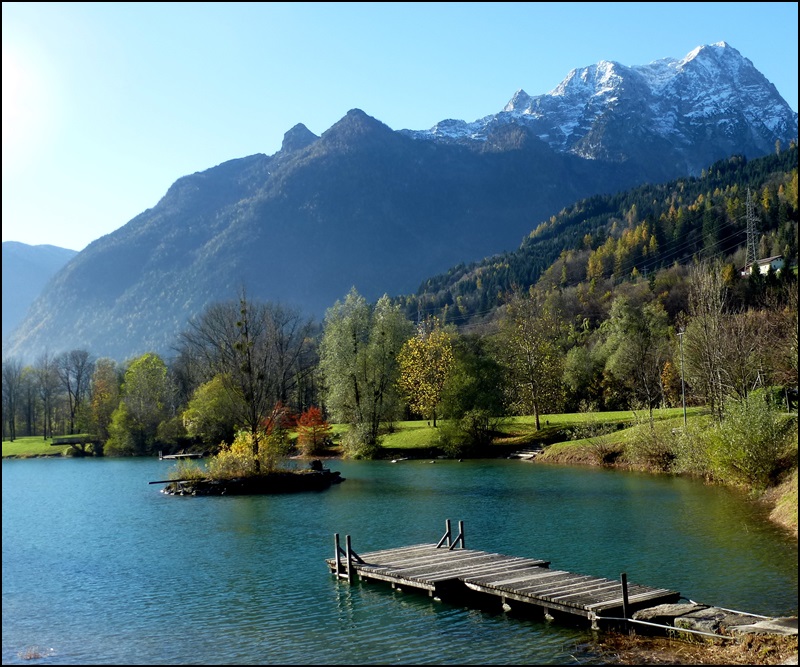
[399,42,797,176]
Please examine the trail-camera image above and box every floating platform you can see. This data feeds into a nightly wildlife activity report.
[326,520,681,630]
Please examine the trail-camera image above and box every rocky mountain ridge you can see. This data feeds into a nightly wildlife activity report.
[4,42,797,363]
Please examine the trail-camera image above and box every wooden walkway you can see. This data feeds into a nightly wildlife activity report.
[326,521,681,628]
[158,451,203,460]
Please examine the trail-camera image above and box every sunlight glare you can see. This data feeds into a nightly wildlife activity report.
[2,45,53,171]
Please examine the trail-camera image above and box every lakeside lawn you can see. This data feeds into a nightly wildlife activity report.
[2,436,71,458]
[375,406,707,452]
[2,408,707,459]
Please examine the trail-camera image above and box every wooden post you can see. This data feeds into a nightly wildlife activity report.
[449,520,465,550]
[345,534,354,583]
[436,519,452,548]
[620,573,630,632]
[333,533,342,578]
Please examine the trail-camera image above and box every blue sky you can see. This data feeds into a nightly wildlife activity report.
[3,2,798,251]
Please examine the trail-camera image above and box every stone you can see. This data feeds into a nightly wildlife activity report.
[633,603,707,624]
[727,617,798,636]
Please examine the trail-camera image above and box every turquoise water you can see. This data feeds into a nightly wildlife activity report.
[2,457,797,665]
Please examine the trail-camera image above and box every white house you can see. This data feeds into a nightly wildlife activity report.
[740,255,784,277]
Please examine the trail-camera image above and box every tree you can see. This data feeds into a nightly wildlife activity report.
[602,296,672,424]
[182,374,237,448]
[106,353,173,456]
[397,317,454,427]
[2,357,23,441]
[178,290,313,473]
[319,289,412,457]
[683,261,728,421]
[440,334,506,420]
[498,289,565,430]
[33,351,62,439]
[296,406,333,456]
[56,349,94,434]
[89,358,120,444]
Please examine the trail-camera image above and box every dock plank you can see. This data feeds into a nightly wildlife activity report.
[326,540,680,623]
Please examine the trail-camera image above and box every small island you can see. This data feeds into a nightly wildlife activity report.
[161,459,344,496]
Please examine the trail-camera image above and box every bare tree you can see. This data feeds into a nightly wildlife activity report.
[33,351,62,439]
[2,357,24,441]
[56,349,95,434]
[179,290,312,472]
[683,261,728,421]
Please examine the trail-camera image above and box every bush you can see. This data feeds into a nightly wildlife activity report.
[169,459,207,482]
[625,419,677,472]
[341,423,381,459]
[705,391,795,489]
[436,410,499,458]
[207,431,256,479]
[206,429,292,478]
[671,419,715,479]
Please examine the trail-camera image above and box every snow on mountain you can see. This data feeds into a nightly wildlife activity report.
[400,42,798,173]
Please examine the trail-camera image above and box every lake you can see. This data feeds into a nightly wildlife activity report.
[2,457,797,664]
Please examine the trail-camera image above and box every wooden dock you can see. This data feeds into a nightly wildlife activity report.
[326,520,681,629]
[158,451,204,460]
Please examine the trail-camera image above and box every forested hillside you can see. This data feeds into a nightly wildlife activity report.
[401,145,798,327]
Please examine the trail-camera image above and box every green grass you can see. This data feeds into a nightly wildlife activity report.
[376,407,706,452]
[1,408,707,458]
[2,436,71,458]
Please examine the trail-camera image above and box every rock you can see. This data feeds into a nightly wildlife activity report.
[633,603,708,624]
[727,617,798,636]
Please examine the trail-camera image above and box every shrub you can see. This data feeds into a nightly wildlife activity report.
[207,431,256,479]
[341,423,381,459]
[169,459,207,482]
[705,391,795,489]
[436,410,499,458]
[671,419,715,479]
[625,418,677,471]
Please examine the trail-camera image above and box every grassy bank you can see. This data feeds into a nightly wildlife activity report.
[2,436,71,458]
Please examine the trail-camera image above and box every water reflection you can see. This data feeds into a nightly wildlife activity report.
[2,457,796,665]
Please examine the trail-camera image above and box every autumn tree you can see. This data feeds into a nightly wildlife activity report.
[89,358,120,444]
[397,317,454,427]
[498,288,565,430]
[296,406,333,456]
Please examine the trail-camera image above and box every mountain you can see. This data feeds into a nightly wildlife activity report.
[2,242,78,345]
[401,147,798,326]
[403,42,797,180]
[5,43,797,364]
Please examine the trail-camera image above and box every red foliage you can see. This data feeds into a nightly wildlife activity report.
[297,406,333,454]
[262,401,297,434]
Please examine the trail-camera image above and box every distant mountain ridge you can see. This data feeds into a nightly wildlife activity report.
[402,42,796,178]
[4,42,797,363]
[2,242,78,345]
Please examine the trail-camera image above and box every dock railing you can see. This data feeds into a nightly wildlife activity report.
[435,518,465,550]
[333,533,365,583]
